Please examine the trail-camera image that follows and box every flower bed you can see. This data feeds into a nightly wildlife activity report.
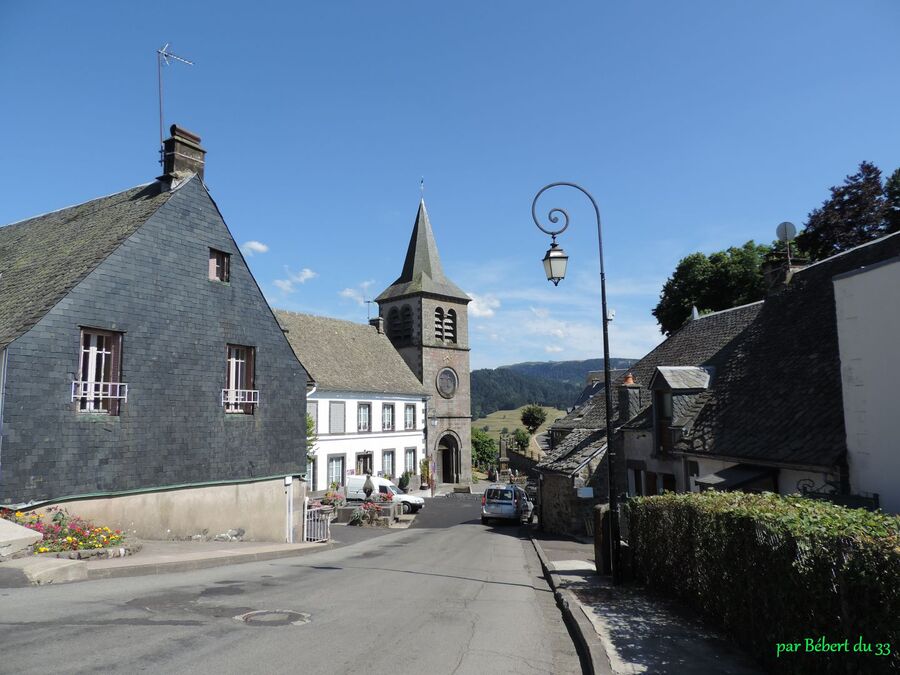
[624,491,900,674]
[0,506,127,555]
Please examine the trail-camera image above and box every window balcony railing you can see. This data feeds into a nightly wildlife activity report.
[221,389,260,406]
[358,423,370,432]
[71,380,128,402]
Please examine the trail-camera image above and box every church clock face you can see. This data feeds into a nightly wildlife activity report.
[436,368,458,399]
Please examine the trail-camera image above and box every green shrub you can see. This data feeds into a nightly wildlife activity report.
[624,491,900,674]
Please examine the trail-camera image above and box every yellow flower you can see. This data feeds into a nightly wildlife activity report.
[15,511,23,518]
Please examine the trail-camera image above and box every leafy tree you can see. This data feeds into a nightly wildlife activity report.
[520,405,547,434]
[652,242,768,336]
[501,426,509,435]
[884,168,900,234]
[305,413,317,460]
[795,161,889,261]
[512,428,530,453]
[471,428,498,468]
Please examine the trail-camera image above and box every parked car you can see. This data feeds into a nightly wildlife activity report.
[481,484,534,525]
[345,475,425,514]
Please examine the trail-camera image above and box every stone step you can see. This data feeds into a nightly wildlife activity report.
[0,557,87,587]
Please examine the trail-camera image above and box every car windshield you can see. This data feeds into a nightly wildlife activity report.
[486,488,513,501]
[387,485,401,495]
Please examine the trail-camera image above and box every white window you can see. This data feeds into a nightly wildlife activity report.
[404,404,415,430]
[382,404,394,431]
[405,448,416,473]
[73,329,126,415]
[383,450,395,478]
[357,403,371,432]
[327,455,345,487]
[224,344,257,414]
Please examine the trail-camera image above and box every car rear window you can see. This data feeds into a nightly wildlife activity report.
[486,488,513,501]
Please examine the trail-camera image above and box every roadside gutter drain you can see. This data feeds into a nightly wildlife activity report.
[234,610,311,626]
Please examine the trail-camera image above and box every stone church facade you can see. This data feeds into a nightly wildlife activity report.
[376,201,472,484]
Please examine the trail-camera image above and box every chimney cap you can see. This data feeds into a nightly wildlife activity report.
[622,372,635,386]
[169,124,201,145]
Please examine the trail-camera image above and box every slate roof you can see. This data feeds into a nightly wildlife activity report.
[275,310,427,396]
[0,182,174,349]
[677,231,900,468]
[650,366,711,391]
[375,200,470,303]
[550,301,763,433]
[538,429,607,474]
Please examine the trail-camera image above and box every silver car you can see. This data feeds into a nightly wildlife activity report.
[481,484,533,525]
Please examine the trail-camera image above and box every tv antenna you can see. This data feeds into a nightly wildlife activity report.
[157,44,194,163]
[365,299,374,320]
[776,221,797,265]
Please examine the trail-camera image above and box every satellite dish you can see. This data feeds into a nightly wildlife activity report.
[776,221,797,243]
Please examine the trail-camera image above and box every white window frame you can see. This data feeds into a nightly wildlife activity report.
[357,403,371,432]
[404,404,416,430]
[405,447,416,473]
[383,450,395,478]
[223,344,258,414]
[73,329,126,415]
[382,404,394,431]
[327,455,345,487]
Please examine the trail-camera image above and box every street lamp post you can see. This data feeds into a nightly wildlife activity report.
[531,182,621,583]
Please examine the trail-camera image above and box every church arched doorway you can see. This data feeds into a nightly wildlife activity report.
[437,433,460,484]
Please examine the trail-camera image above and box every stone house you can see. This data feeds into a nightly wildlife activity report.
[672,232,900,507]
[539,300,763,535]
[275,311,427,492]
[0,126,310,541]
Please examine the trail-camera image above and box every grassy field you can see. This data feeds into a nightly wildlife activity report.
[472,405,567,459]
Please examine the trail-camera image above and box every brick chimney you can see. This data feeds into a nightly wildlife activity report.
[159,124,205,182]
[761,259,806,295]
[369,316,385,334]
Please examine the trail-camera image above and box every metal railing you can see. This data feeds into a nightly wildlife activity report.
[221,389,260,406]
[71,380,128,402]
[304,503,331,543]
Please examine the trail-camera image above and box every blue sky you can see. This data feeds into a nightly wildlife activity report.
[1,2,898,369]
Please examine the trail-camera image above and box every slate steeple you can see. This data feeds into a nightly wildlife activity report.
[375,200,470,303]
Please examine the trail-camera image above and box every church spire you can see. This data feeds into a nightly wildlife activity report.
[375,199,470,303]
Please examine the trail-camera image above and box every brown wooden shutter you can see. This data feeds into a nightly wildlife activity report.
[245,347,256,414]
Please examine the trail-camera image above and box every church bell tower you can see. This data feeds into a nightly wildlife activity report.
[375,200,471,485]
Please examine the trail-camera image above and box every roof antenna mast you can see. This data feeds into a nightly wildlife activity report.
[157,43,194,166]
[420,177,425,200]
[365,299,373,320]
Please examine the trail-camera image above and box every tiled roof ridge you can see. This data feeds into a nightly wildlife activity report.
[276,309,375,330]
[694,299,764,320]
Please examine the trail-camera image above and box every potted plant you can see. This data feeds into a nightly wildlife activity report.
[419,458,430,490]
[398,471,411,493]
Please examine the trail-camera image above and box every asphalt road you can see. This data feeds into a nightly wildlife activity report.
[0,495,580,675]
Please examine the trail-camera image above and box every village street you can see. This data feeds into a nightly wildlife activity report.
[0,496,580,675]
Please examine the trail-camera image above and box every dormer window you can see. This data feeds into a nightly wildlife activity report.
[655,390,673,452]
[209,248,230,282]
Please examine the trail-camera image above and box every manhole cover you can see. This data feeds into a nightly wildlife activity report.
[234,610,311,626]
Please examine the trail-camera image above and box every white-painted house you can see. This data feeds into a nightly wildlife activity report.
[834,253,900,513]
[276,311,428,492]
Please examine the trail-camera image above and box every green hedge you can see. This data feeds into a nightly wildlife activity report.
[624,491,900,674]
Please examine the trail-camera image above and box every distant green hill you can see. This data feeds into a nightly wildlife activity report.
[501,358,638,386]
[471,357,637,419]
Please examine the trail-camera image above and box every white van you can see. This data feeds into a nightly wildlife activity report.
[345,475,425,514]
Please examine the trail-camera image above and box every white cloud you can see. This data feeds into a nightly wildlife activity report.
[340,280,376,307]
[468,292,501,318]
[273,267,317,293]
[544,345,564,353]
[241,240,269,256]
[530,306,550,319]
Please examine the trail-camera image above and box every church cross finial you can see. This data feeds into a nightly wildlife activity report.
[420,177,425,200]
